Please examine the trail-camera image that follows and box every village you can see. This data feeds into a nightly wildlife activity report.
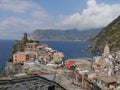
[0,33,120,90]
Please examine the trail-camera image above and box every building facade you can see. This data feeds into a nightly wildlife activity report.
[13,52,29,63]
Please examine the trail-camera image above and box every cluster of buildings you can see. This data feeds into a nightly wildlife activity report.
[13,42,64,65]
[72,44,120,90]
[7,42,120,90]
[2,33,120,90]
[13,33,64,65]
[4,33,64,76]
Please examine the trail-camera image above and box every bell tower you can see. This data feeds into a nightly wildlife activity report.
[103,44,110,57]
[23,33,28,42]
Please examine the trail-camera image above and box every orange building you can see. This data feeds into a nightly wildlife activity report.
[13,52,29,63]
[65,60,75,69]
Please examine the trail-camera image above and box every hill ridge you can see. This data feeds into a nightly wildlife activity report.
[90,15,120,53]
[29,28,102,41]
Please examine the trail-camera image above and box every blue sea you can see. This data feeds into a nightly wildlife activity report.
[0,40,95,73]
[0,40,14,73]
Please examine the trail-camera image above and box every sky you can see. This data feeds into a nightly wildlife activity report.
[0,0,120,39]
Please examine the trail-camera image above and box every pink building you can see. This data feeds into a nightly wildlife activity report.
[13,52,29,63]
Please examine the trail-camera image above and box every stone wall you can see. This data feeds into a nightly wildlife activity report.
[0,75,66,90]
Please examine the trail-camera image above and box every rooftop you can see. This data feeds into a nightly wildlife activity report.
[85,71,95,75]
[100,76,116,84]
[15,52,30,55]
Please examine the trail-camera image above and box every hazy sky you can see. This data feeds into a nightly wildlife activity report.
[0,0,120,39]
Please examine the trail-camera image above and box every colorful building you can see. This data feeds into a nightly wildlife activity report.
[25,42,38,51]
[13,52,29,63]
[65,60,75,69]
[25,42,39,58]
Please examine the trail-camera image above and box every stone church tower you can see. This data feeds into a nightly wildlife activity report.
[103,44,110,57]
[23,33,28,42]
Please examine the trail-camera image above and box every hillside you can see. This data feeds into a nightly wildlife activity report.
[89,15,120,54]
[28,28,102,41]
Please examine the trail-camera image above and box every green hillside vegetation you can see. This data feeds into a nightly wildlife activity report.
[90,15,120,53]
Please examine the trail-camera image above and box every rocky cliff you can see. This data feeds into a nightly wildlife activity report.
[89,15,120,54]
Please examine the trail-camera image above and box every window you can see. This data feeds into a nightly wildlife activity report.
[15,59,17,61]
